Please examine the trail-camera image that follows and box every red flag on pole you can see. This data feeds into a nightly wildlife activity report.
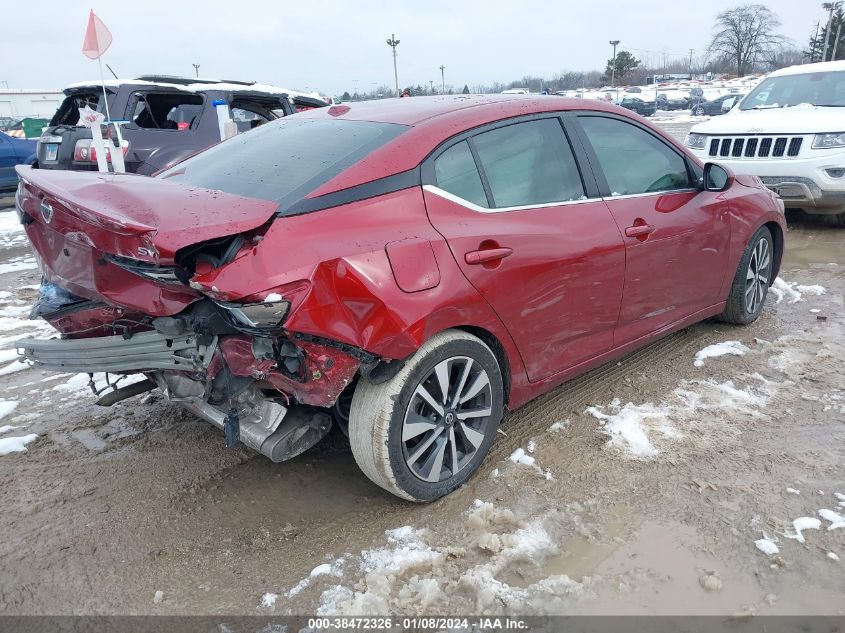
[82,10,112,60]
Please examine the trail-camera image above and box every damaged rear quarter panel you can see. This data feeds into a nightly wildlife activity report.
[218,336,360,408]
[191,188,526,374]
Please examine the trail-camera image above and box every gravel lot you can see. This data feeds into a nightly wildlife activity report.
[1,118,843,615]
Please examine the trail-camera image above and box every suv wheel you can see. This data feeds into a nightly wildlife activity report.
[348,330,504,502]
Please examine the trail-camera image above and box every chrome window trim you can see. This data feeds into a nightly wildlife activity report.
[422,184,597,214]
[601,188,699,201]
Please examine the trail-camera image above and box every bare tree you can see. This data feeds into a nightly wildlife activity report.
[709,4,784,76]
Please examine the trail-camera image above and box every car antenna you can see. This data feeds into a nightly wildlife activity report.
[106,63,119,80]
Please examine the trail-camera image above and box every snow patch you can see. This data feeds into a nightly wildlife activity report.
[587,378,769,459]
[260,592,277,608]
[828,552,840,561]
[0,433,37,455]
[0,400,19,421]
[693,341,749,367]
[548,420,569,432]
[263,293,283,303]
[586,399,678,458]
[755,538,779,556]
[785,517,821,543]
[795,284,825,296]
[0,360,29,376]
[786,488,800,495]
[770,278,825,304]
[508,446,553,479]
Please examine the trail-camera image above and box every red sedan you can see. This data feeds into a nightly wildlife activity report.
[14,96,785,501]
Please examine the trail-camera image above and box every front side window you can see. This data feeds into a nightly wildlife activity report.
[433,141,488,208]
[472,118,585,207]
[579,116,691,196]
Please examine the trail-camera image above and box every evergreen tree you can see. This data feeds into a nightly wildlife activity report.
[603,51,641,82]
[462,84,470,94]
[807,9,844,61]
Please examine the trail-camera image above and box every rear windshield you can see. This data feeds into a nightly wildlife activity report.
[50,92,105,126]
[740,70,845,109]
[157,118,407,213]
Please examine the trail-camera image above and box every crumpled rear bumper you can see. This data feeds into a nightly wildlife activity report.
[15,330,216,373]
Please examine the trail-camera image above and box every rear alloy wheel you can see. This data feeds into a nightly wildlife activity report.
[348,330,503,501]
[720,226,774,324]
[694,105,706,116]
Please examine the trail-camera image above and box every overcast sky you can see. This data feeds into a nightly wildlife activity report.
[0,0,818,96]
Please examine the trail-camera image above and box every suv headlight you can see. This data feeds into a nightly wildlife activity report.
[685,133,707,150]
[812,132,845,149]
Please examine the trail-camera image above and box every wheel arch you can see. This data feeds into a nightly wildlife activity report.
[452,325,512,408]
[763,220,784,283]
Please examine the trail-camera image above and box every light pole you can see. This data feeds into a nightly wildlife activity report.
[822,2,842,61]
[440,65,446,92]
[386,34,400,97]
[192,63,200,78]
[609,40,620,88]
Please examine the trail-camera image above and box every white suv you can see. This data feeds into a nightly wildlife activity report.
[685,61,845,225]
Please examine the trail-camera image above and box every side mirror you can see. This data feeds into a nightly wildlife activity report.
[702,162,734,192]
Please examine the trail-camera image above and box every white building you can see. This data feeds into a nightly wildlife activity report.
[0,89,63,118]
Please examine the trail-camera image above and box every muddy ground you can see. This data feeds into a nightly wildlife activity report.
[0,118,843,616]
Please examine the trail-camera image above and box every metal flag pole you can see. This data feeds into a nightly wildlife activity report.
[97,53,125,172]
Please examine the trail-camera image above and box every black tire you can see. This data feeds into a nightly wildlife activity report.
[694,105,706,116]
[348,329,504,502]
[719,226,774,324]
[833,211,845,228]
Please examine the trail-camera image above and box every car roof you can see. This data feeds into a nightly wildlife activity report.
[64,78,314,99]
[303,95,679,198]
[301,94,619,127]
[768,60,845,78]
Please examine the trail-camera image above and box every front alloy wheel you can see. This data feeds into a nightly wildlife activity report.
[720,226,774,325]
[744,235,771,315]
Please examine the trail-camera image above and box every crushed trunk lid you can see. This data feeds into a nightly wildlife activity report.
[16,165,278,263]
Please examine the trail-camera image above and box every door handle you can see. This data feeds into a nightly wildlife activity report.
[625,224,656,238]
[465,247,513,265]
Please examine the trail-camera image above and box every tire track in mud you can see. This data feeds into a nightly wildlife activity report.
[488,325,714,464]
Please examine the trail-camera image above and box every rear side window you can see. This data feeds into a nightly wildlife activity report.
[472,119,585,208]
[131,93,203,130]
[578,116,691,196]
[158,118,407,212]
[434,141,489,208]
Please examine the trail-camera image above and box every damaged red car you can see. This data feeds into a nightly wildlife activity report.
[14,96,786,501]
